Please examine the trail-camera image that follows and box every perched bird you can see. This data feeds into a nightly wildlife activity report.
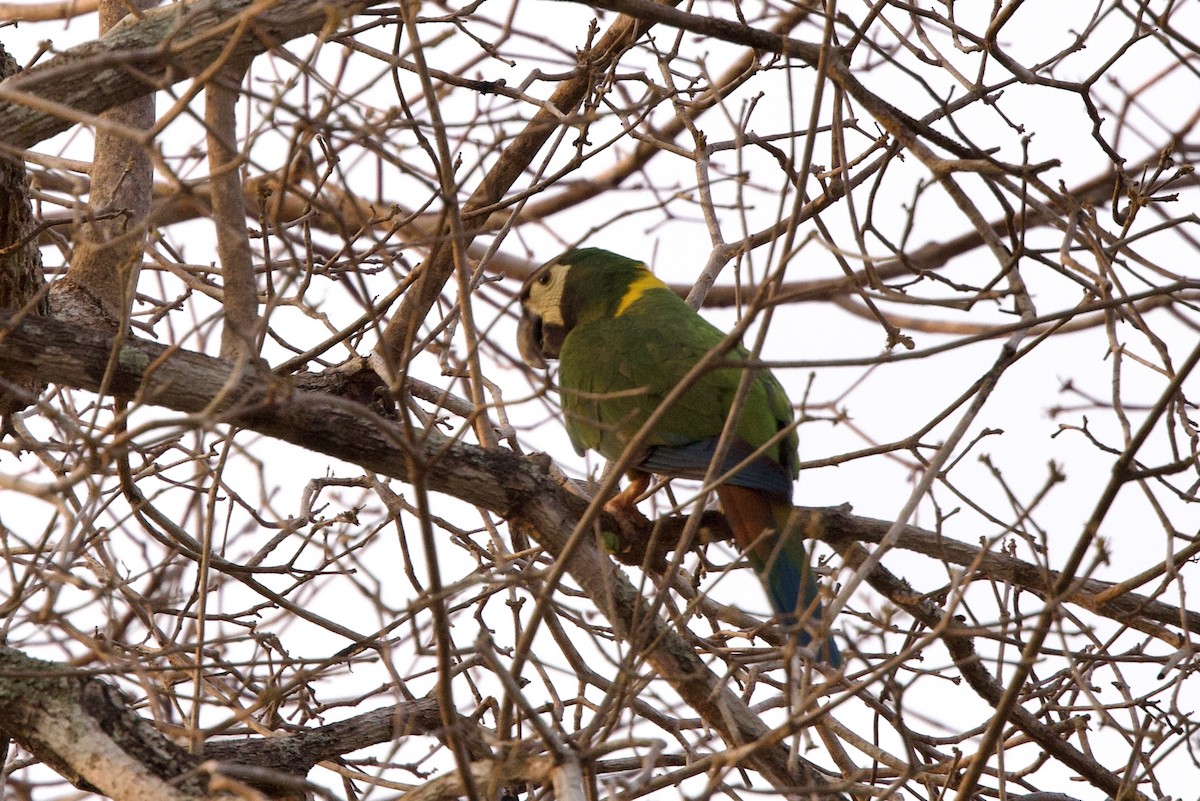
[518,247,839,664]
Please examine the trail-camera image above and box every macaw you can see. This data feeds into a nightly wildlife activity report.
[517,247,840,664]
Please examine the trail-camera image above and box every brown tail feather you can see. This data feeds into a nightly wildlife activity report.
[716,484,778,557]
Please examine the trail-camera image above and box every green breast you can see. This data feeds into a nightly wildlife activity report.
[556,287,797,481]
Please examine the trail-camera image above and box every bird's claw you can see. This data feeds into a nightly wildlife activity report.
[600,499,657,568]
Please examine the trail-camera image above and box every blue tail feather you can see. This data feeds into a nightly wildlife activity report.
[760,531,842,667]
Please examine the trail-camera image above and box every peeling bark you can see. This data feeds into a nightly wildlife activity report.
[0,43,47,419]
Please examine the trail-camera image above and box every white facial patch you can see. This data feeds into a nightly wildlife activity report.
[525,262,568,326]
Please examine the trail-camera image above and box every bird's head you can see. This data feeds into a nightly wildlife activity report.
[517,257,570,369]
[517,248,657,369]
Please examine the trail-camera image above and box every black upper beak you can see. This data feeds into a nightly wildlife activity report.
[517,310,548,369]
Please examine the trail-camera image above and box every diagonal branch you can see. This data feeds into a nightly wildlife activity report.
[826,528,1152,801]
[803,506,1199,638]
[0,645,490,797]
[0,647,205,800]
[375,7,659,375]
[0,310,848,798]
[0,0,383,149]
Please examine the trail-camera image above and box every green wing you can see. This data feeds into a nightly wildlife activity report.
[555,274,837,664]
[557,287,797,493]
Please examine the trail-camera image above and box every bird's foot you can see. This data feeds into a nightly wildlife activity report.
[599,472,660,569]
[600,498,656,568]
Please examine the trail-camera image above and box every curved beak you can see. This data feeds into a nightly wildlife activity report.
[517,310,549,369]
[517,304,568,368]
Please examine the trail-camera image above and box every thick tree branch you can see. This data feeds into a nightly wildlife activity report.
[803,506,1199,638]
[204,62,260,360]
[50,0,157,328]
[0,645,495,798]
[0,647,206,800]
[0,0,100,20]
[623,504,1197,641]
[0,0,379,149]
[0,44,47,418]
[201,695,494,776]
[3,307,1181,797]
[0,310,847,798]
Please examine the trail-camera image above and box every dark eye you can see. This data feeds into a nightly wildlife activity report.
[537,272,551,286]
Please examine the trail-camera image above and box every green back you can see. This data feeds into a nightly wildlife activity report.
[555,252,798,496]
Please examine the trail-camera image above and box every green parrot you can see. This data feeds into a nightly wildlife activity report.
[517,247,839,664]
